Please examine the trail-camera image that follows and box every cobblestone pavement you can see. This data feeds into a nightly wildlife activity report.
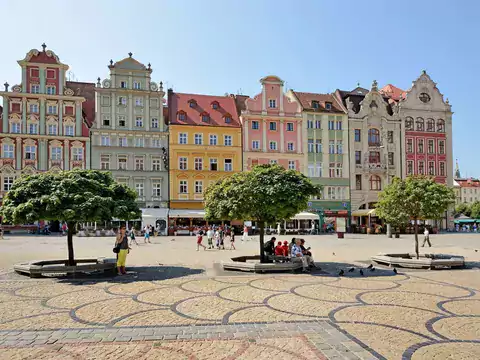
[0,268,479,359]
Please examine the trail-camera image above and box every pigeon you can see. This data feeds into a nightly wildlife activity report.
[171,238,175,241]
[348,267,355,272]
[370,267,376,272]
[393,268,397,274]
[367,264,373,269]
[359,269,364,276]
[332,252,336,256]
[339,270,344,276]
[475,250,478,252]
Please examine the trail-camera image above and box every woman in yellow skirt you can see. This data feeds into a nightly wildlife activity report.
[115,225,130,275]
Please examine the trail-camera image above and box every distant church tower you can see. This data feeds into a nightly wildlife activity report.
[454,159,461,179]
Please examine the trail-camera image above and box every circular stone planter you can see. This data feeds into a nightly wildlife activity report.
[14,258,117,278]
[222,255,302,273]
[371,253,465,270]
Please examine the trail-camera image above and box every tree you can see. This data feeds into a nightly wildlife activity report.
[454,203,471,217]
[375,175,455,258]
[0,170,141,266]
[469,201,480,219]
[204,164,322,262]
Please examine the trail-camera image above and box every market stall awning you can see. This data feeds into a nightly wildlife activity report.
[142,208,169,219]
[454,219,476,224]
[351,209,375,216]
[169,210,206,218]
[291,212,319,220]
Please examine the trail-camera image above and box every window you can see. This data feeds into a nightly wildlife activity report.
[47,105,57,114]
[135,98,143,106]
[28,123,38,134]
[325,102,332,110]
[102,116,110,126]
[118,156,127,170]
[212,102,218,110]
[3,177,14,191]
[284,160,294,170]
[370,175,381,191]
[355,151,361,165]
[202,114,210,122]
[328,120,335,130]
[354,129,361,142]
[152,158,162,171]
[65,106,74,115]
[428,139,434,154]
[315,120,321,129]
[315,139,322,153]
[439,140,445,154]
[135,157,144,170]
[118,137,127,147]
[11,123,21,134]
[407,161,413,175]
[405,117,414,130]
[252,121,259,130]
[252,140,260,150]
[179,133,187,144]
[269,99,276,108]
[152,182,161,197]
[25,146,36,160]
[308,139,314,153]
[269,122,277,131]
[151,139,161,148]
[72,148,83,161]
[417,139,424,153]
[210,158,218,171]
[195,181,203,194]
[316,163,322,177]
[355,175,362,190]
[287,142,294,151]
[224,135,232,146]
[418,161,425,175]
[437,119,445,132]
[133,81,141,90]
[336,121,342,130]
[329,140,334,154]
[194,133,203,145]
[270,160,278,164]
[336,140,343,154]
[407,138,413,153]
[287,122,294,131]
[29,104,39,113]
[118,96,127,106]
[428,161,435,176]
[308,165,315,177]
[312,100,319,109]
[31,85,40,94]
[135,138,144,147]
[307,119,313,128]
[120,81,128,89]
[189,100,196,108]
[368,128,380,146]
[388,152,394,166]
[101,136,110,146]
[100,155,110,170]
[135,117,143,127]
[179,157,187,170]
[336,163,343,177]
[416,118,424,131]
[194,157,203,171]
[179,180,188,194]
[426,119,435,132]
[387,131,393,143]
[118,116,126,127]
[3,144,14,158]
[369,151,381,163]
[151,118,158,128]
[65,125,74,136]
[224,159,233,171]
[178,112,186,121]
[209,134,217,145]
[46,86,56,95]
[135,182,144,197]
[30,68,39,77]
[269,141,277,150]
[46,69,55,79]
[224,116,231,123]
[329,163,335,178]
[440,162,446,176]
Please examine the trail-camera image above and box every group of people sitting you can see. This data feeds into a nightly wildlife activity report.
[264,237,316,272]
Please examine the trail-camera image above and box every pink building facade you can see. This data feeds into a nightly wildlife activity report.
[240,76,303,171]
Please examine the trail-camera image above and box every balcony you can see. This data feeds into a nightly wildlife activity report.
[363,163,387,172]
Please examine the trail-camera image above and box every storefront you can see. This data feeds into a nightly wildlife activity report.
[168,210,206,235]
[283,212,319,234]
[321,210,349,233]
[142,208,169,236]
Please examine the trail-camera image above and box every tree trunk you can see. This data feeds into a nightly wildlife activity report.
[259,221,266,263]
[67,221,76,266]
[414,220,419,259]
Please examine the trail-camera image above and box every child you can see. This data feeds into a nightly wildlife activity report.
[197,232,206,251]
[214,230,220,249]
[274,241,284,256]
[282,240,290,257]
[130,227,138,246]
[229,231,236,250]
[206,227,214,249]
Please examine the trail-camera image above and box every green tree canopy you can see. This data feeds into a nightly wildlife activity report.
[204,164,322,262]
[454,203,471,217]
[1,170,141,265]
[375,175,455,258]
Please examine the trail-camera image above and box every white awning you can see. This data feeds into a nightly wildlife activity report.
[291,212,319,220]
[142,208,169,219]
[169,209,206,218]
[351,209,375,217]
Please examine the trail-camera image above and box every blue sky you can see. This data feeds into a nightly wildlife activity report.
[1,0,478,176]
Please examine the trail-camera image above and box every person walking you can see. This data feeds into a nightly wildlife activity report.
[196,231,207,251]
[115,225,131,275]
[242,225,249,242]
[219,226,225,250]
[422,227,431,247]
[206,227,214,249]
[229,230,236,250]
[144,225,151,243]
[129,226,138,246]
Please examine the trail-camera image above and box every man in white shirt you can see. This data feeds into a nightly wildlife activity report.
[144,225,151,244]
[422,228,431,247]
[206,227,214,249]
[291,239,309,272]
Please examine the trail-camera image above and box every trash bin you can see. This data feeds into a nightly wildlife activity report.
[337,232,344,239]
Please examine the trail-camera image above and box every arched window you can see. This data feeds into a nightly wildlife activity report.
[369,175,381,191]
[426,118,435,132]
[416,118,424,131]
[405,117,414,130]
[368,128,380,146]
[437,119,445,132]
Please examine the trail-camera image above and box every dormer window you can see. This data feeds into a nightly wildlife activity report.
[178,111,186,121]
[312,101,319,109]
[211,101,219,110]
[269,99,276,108]
[188,99,197,108]
[201,113,210,122]
[224,114,232,123]
[325,102,332,110]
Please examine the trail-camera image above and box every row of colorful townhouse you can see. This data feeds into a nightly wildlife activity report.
[0,45,454,234]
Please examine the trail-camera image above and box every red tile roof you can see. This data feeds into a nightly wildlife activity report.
[291,91,345,113]
[456,179,480,188]
[168,91,241,128]
[380,84,406,101]
[66,81,95,127]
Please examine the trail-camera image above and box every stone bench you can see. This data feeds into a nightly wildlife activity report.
[14,258,117,278]
[371,253,465,270]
